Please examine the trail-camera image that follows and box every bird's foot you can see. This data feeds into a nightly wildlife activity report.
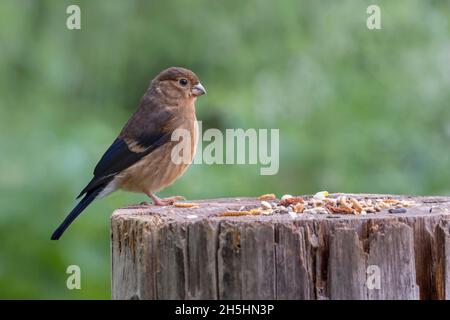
[139,201,151,206]
[149,193,186,206]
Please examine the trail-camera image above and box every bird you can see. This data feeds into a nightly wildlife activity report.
[51,67,206,240]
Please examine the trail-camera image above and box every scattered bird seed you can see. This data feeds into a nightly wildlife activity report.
[313,191,329,200]
[278,192,416,216]
[174,202,200,208]
[220,210,252,217]
[350,197,364,214]
[249,208,262,215]
[222,193,417,218]
[315,207,329,214]
[279,196,304,207]
[261,201,272,210]
[186,215,198,219]
[258,193,276,200]
[293,203,305,213]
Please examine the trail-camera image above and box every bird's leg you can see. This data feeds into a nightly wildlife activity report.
[147,192,186,206]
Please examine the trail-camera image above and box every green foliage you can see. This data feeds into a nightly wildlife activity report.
[0,0,449,298]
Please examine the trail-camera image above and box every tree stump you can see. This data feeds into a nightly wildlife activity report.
[110,194,450,300]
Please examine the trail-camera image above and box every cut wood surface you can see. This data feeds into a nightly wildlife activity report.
[110,194,450,300]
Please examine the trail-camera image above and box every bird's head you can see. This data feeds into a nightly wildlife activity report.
[152,67,206,101]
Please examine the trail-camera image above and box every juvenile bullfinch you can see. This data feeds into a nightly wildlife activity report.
[51,67,206,240]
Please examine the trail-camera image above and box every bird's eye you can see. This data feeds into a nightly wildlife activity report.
[179,78,188,86]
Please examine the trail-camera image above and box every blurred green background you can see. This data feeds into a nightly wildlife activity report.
[0,0,449,299]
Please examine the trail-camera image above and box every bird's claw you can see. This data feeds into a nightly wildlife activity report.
[147,191,187,206]
[153,196,186,206]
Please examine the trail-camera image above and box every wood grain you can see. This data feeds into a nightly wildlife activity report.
[111,194,450,300]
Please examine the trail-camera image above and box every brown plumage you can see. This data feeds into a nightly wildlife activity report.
[51,67,206,240]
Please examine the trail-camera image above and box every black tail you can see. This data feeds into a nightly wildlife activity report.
[51,188,103,240]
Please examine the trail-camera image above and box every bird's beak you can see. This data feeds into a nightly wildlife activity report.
[192,83,206,96]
